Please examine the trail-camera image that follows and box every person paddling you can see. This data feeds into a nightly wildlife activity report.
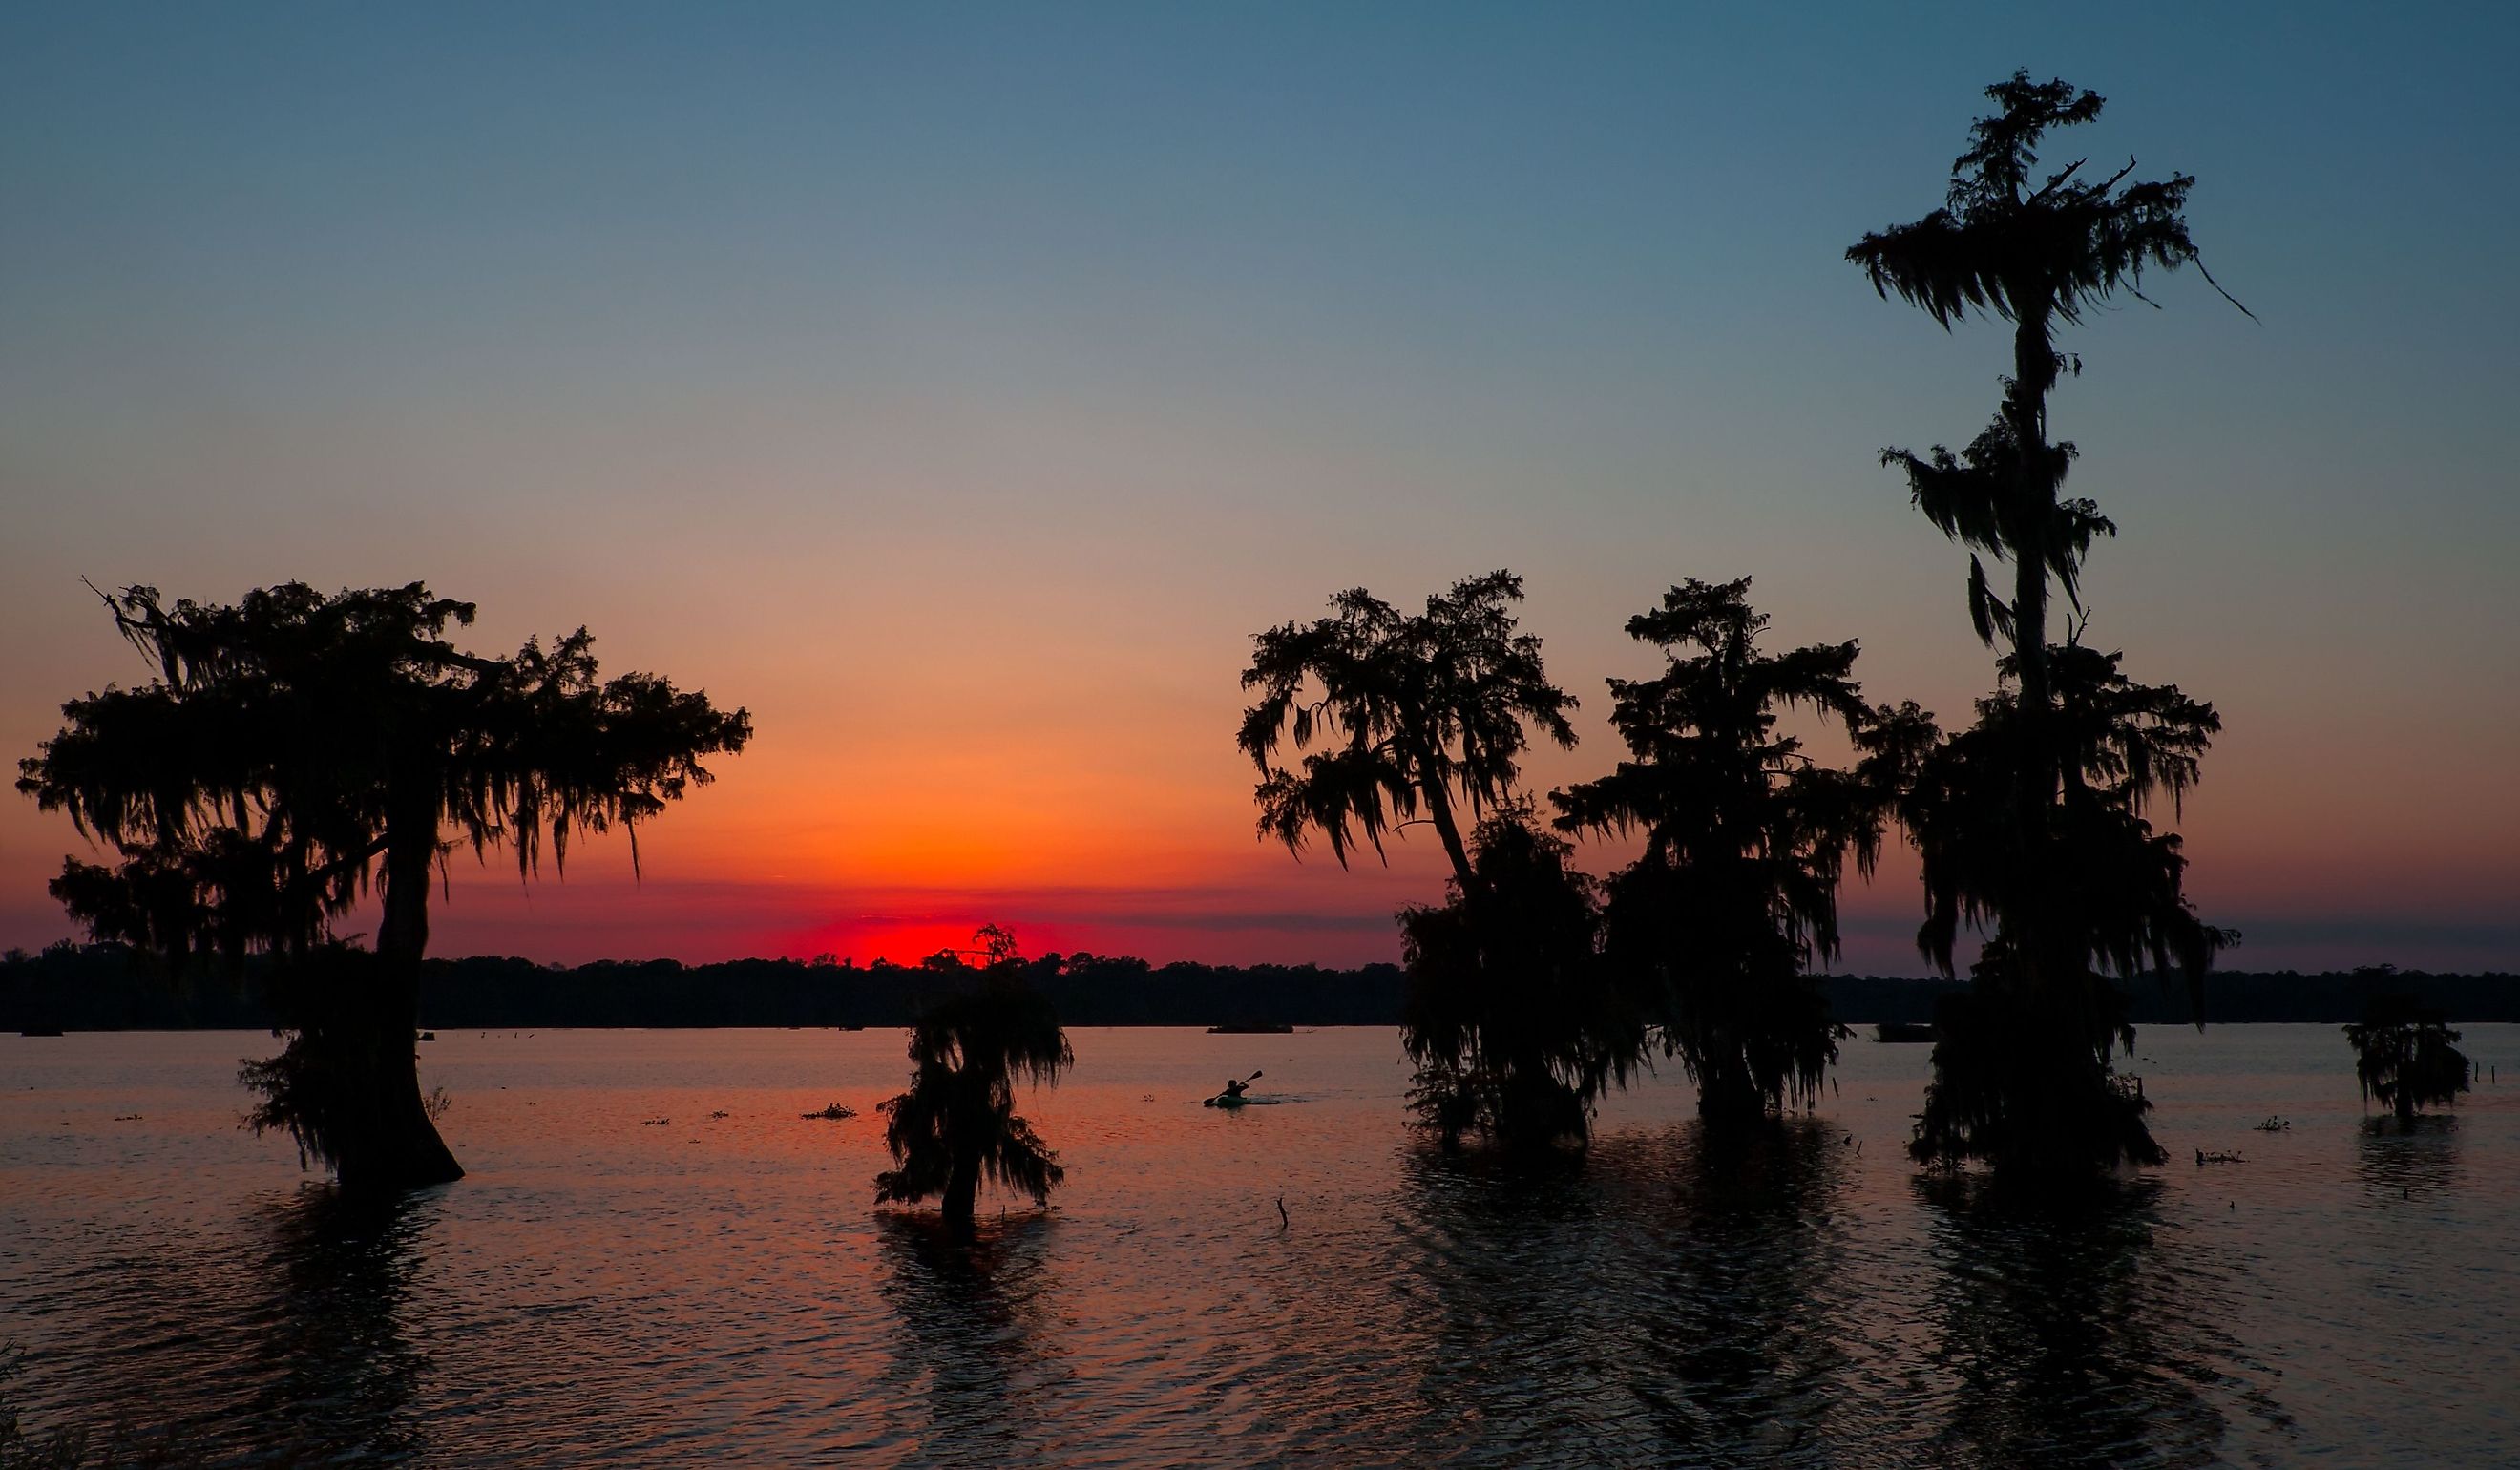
[1212,1069,1262,1104]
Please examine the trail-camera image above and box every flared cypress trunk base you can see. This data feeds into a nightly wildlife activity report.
[332,1053,465,1194]
[244,948,464,1193]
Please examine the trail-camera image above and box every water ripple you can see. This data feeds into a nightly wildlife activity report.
[4,1026,2516,1465]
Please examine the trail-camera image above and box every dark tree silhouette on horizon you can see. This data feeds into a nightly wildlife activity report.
[1239,572,1631,1146]
[1851,73,2243,1173]
[875,925,1073,1236]
[1554,578,1936,1125]
[2345,994,2470,1125]
[16,581,750,1190]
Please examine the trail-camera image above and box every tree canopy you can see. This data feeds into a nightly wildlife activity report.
[2345,994,2471,1124]
[17,581,750,1186]
[1555,578,1934,1121]
[1848,70,2242,340]
[21,582,750,966]
[1238,570,1577,889]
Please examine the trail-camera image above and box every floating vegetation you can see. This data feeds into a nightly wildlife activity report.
[2254,1116,2290,1132]
[801,1102,856,1121]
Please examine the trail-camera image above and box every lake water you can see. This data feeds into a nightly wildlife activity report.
[3,1025,2515,1467]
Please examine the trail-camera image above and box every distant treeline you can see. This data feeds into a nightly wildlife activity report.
[4,943,2514,1033]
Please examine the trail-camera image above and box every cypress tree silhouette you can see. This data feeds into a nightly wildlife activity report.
[1850,73,2245,1173]
[17,581,750,1189]
[875,926,1073,1236]
[1239,572,1625,1145]
[1900,642,2232,1168]
[2344,994,2471,1125]
[1554,578,1936,1125]
[1238,571,1576,892]
[1396,804,1642,1149]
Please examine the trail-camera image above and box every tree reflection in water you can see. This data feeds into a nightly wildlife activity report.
[1916,1174,2268,1469]
[1396,1119,1857,1465]
[236,1186,437,1463]
[2355,1113,2463,1205]
[873,1213,1068,1466]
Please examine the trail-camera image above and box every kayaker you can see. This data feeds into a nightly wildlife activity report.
[1220,1076,1250,1102]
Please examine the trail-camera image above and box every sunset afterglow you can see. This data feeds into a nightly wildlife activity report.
[4,7,2512,973]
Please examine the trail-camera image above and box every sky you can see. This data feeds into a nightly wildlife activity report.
[3,2,2514,973]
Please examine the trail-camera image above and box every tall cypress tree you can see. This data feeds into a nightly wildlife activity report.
[1849,74,2244,1172]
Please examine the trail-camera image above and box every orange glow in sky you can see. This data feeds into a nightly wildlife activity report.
[3,7,2515,973]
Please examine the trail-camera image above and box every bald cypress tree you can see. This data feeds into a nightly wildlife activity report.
[1238,571,1578,898]
[1239,572,1631,1146]
[1554,578,1933,1126]
[875,926,1073,1235]
[1851,74,2243,1172]
[2345,995,2470,1125]
[18,582,750,1190]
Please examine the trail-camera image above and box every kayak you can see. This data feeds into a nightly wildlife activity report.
[1203,1096,1282,1108]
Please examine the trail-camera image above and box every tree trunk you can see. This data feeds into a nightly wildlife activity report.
[331,810,463,1191]
[1415,763,1483,898]
[2001,298,2094,1175]
[941,1148,980,1237]
[2006,306,2058,888]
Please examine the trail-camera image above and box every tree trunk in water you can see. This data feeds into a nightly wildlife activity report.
[1695,1061,1761,1128]
[941,1149,980,1237]
[331,814,463,1192]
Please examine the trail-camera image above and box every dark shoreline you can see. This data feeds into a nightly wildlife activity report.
[6,944,2513,1033]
